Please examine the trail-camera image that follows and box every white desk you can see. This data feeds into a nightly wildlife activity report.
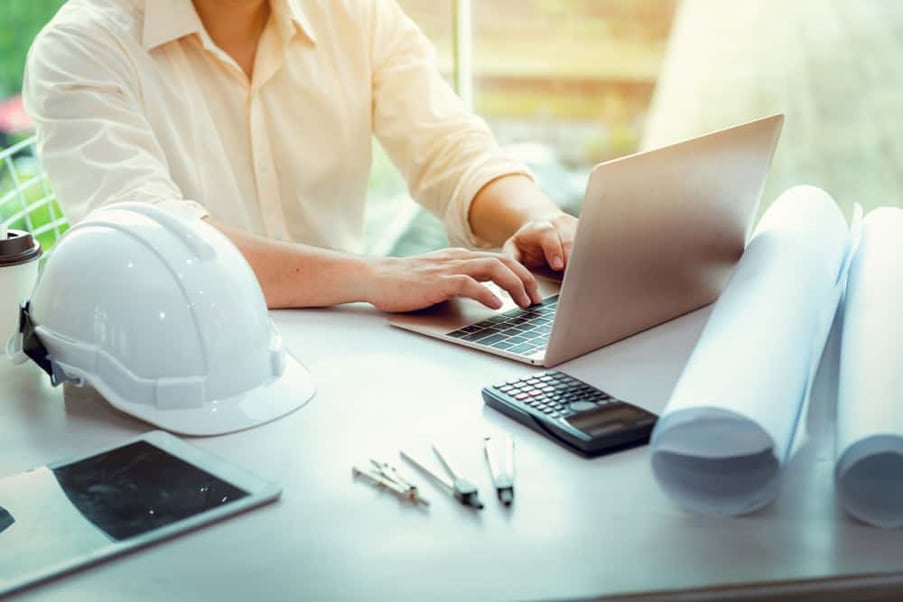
[2,304,903,601]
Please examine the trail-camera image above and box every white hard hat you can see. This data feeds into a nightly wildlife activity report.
[10,202,315,435]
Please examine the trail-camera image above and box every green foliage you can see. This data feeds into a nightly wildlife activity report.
[0,0,67,97]
[0,158,68,252]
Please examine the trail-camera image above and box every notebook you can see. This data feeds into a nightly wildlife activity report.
[388,114,785,367]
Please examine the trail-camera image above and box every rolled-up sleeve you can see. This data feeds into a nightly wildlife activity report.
[23,22,207,225]
[368,1,531,248]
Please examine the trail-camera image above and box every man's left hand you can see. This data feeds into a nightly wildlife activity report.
[502,212,577,272]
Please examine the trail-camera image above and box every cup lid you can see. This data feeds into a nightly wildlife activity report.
[0,229,42,267]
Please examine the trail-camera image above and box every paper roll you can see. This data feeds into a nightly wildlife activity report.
[835,207,903,528]
[650,186,853,516]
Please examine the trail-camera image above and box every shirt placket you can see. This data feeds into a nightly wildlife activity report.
[248,20,289,241]
[248,93,286,240]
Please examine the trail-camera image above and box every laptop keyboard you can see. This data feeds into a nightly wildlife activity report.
[445,295,559,356]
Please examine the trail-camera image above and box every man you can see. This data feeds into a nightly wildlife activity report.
[24,0,577,312]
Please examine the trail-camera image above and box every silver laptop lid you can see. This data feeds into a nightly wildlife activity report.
[544,114,784,366]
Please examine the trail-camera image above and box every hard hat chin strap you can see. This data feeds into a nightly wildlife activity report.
[17,303,76,387]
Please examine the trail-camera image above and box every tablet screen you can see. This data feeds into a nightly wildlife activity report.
[51,440,248,540]
[0,439,259,595]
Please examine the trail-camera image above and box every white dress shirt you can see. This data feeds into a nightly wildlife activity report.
[23,0,529,252]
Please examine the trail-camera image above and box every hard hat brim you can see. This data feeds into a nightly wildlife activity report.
[97,350,316,436]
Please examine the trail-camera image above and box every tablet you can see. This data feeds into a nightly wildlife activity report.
[0,430,281,597]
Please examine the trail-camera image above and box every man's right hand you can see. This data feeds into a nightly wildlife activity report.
[363,248,543,313]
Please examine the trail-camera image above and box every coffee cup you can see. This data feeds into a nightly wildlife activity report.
[0,224,42,356]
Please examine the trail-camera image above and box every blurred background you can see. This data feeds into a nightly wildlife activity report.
[1,1,900,256]
[368,0,678,254]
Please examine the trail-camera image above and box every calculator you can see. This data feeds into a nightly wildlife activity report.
[481,371,657,457]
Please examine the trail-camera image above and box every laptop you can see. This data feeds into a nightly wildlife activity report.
[388,114,784,367]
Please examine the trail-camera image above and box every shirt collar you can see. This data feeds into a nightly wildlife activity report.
[142,0,205,51]
[142,0,317,51]
[274,0,318,45]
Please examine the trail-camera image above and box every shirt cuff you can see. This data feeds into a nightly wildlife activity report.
[444,159,536,249]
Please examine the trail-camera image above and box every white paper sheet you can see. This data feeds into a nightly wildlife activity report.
[835,207,903,528]
[650,186,853,516]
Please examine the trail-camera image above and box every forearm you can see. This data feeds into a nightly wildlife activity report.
[208,219,372,308]
[467,175,565,247]
[209,217,547,312]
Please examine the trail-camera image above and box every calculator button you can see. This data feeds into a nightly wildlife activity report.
[569,401,597,412]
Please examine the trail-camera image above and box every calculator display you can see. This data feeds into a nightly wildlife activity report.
[565,404,647,437]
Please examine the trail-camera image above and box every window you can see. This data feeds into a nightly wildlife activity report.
[471,0,677,212]
[368,0,677,255]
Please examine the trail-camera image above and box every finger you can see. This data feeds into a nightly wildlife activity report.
[556,216,578,268]
[511,222,564,271]
[501,238,523,265]
[537,227,565,271]
[495,254,542,305]
[444,274,503,309]
[561,237,574,268]
[457,257,532,307]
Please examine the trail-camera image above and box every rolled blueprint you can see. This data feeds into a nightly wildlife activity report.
[835,208,903,528]
[650,186,854,516]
